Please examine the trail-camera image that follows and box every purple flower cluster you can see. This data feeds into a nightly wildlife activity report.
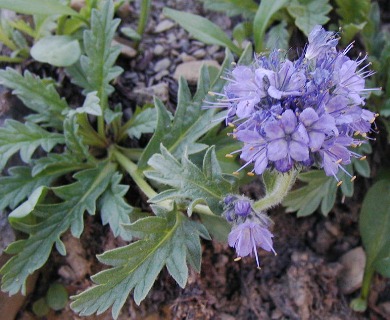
[208,26,378,182]
[223,195,276,267]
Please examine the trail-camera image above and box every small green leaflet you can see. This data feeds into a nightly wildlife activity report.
[288,0,332,36]
[360,179,390,278]
[137,59,232,170]
[265,21,289,51]
[0,68,68,129]
[145,145,235,215]
[163,8,241,55]
[30,35,81,67]
[99,173,134,241]
[63,115,94,162]
[0,119,65,170]
[70,207,210,319]
[0,162,116,295]
[126,106,158,139]
[66,0,122,98]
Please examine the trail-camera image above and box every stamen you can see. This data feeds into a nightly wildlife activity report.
[247,172,255,177]
[232,171,239,176]
[234,257,242,261]
[227,122,235,128]
[225,154,234,158]
[354,131,361,136]
[350,176,356,182]
[337,181,343,187]
[360,156,366,160]
[335,158,343,164]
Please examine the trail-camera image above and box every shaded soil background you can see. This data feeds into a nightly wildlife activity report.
[1,1,390,319]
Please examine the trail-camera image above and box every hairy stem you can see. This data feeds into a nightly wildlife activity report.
[253,170,298,212]
[112,147,215,217]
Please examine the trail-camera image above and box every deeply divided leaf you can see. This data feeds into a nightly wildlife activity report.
[70,208,209,319]
[145,145,235,214]
[66,0,122,97]
[0,119,65,170]
[0,162,116,295]
[0,68,69,128]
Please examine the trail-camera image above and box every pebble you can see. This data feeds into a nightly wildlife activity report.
[154,70,169,81]
[174,60,220,84]
[133,83,169,103]
[338,246,366,294]
[153,58,171,72]
[153,44,165,56]
[178,52,196,62]
[154,20,175,33]
[192,49,206,59]
[207,45,220,56]
[112,39,137,58]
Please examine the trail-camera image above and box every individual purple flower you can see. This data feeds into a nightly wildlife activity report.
[228,220,276,267]
[223,195,254,220]
[264,109,310,164]
[305,25,339,60]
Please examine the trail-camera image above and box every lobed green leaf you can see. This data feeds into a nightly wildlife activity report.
[0,119,65,170]
[145,145,235,215]
[0,0,79,16]
[71,207,209,319]
[287,0,332,36]
[0,68,69,128]
[0,162,116,295]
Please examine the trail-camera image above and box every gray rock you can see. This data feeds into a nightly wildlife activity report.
[174,60,220,84]
[153,44,165,56]
[154,20,175,33]
[133,83,169,103]
[338,246,366,294]
[153,58,171,72]
[193,49,206,59]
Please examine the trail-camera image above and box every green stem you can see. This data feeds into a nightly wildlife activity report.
[135,0,151,49]
[112,147,215,217]
[113,147,157,199]
[360,265,374,303]
[253,170,298,212]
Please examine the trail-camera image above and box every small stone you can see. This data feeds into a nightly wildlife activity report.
[338,246,366,294]
[154,20,175,33]
[154,70,169,81]
[153,58,171,72]
[178,52,196,62]
[207,45,220,56]
[193,49,206,59]
[153,44,165,56]
[174,60,220,84]
[379,302,390,316]
[133,83,169,103]
[70,0,85,11]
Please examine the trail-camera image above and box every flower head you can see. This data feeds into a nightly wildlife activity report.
[206,25,378,181]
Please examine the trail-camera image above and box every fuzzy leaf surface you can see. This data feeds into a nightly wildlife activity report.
[0,162,116,295]
[163,8,241,55]
[0,119,65,170]
[66,0,122,97]
[71,208,209,319]
[0,68,68,128]
[126,106,158,139]
[0,166,55,211]
[0,0,78,16]
[138,51,234,169]
[200,0,258,18]
[288,0,331,36]
[360,179,390,278]
[145,145,234,214]
[99,173,134,241]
